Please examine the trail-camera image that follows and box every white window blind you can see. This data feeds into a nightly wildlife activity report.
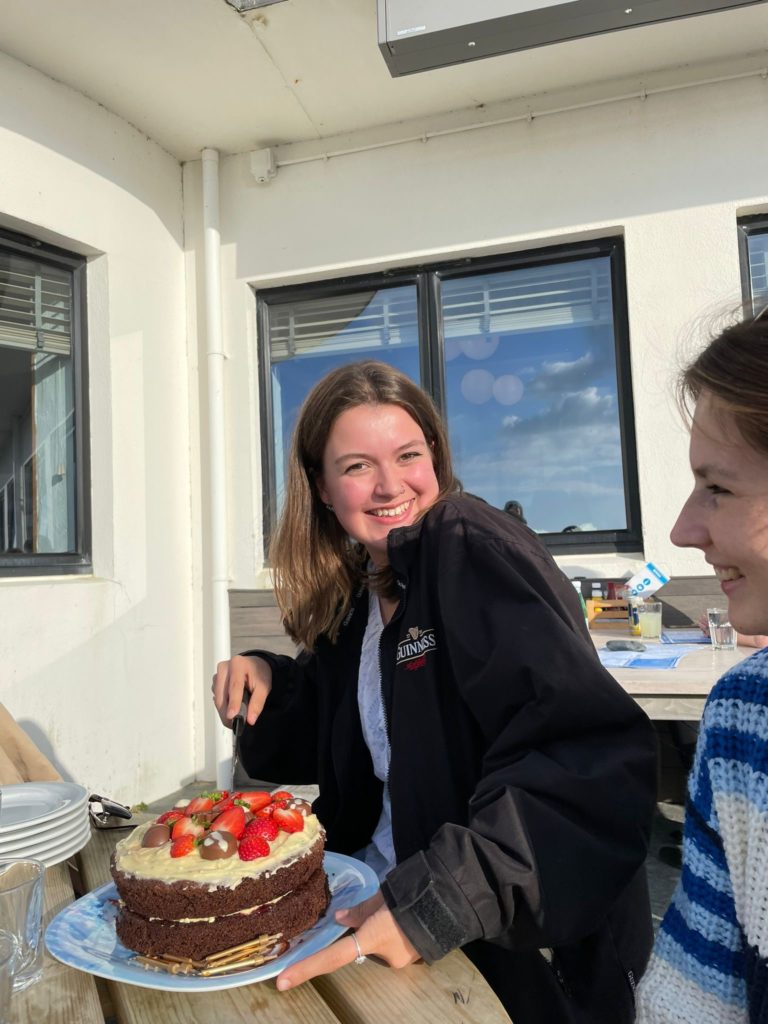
[0,254,72,357]
[443,261,613,338]
[268,261,612,361]
[269,287,418,361]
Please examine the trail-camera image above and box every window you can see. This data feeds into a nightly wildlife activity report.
[257,238,640,553]
[0,230,89,574]
[739,215,768,312]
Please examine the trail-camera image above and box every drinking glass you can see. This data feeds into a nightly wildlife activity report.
[707,608,736,651]
[637,601,662,640]
[0,860,44,992]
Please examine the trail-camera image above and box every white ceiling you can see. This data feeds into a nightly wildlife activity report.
[1,0,767,162]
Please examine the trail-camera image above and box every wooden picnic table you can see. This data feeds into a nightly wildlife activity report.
[592,628,751,719]
[71,825,513,1024]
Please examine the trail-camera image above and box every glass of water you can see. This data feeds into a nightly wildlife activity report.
[707,608,736,651]
[0,860,44,993]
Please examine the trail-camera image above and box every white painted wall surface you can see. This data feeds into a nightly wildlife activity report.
[183,73,768,592]
[4,55,766,795]
[0,53,203,802]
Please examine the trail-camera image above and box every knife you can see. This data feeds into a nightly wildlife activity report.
[230,700,248,790]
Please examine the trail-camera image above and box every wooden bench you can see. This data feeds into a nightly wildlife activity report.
[230,589,296,657]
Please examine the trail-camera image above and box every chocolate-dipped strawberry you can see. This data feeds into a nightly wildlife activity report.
[285,798,312,817]
[141,823,172,848]
[199,829,237,860]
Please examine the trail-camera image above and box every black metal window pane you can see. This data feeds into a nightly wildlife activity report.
[266,284,420,513]
[0,349,77,555]
[258,241,639,553]
[0,233,87,572]
[440,256,627,535]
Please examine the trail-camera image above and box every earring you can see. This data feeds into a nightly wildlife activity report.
[325,503,333,511]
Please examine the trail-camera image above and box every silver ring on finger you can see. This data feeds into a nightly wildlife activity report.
[351,932,366,965]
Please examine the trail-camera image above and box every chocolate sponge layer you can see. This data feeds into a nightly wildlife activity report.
[111,835,325,920]
[115,865,331,961]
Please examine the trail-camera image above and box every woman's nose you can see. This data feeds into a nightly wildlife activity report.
[670,495,709,550]
[373,464,403,498]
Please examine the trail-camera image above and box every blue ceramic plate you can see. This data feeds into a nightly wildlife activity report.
[45,851,378,992]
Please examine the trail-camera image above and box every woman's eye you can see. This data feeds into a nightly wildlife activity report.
[707,484,730,496]
[343,462,367,474]
[399,451,421,462]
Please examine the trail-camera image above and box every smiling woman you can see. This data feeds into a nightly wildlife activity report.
[212,360,657,1024]
[637,312,768,1024]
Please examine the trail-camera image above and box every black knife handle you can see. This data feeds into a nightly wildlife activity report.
[231,700,248,737]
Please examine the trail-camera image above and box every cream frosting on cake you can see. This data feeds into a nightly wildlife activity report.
[114,814,324,887]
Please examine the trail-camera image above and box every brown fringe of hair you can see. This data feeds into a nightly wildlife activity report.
[678,310,768,456]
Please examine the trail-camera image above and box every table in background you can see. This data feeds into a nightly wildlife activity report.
[592,629,750,719]
[10,860,103,1024]
[76,827,513,1024]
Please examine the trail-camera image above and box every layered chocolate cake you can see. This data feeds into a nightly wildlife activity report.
[110,790,330,964]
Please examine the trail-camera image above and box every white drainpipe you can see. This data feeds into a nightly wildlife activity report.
[201,147,233,790]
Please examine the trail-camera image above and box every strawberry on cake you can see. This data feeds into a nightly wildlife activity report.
[110,789,330,964]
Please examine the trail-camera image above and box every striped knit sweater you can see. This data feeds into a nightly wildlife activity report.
[636,648,768,1024]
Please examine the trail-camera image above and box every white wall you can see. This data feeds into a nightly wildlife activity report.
[183,73,768,591]
[0,52,204,802]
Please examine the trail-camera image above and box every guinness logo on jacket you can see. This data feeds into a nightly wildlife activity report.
[397,626,437,670]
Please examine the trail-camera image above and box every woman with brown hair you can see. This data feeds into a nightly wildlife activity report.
[637,311,768,1023]
[213,359,657,1024]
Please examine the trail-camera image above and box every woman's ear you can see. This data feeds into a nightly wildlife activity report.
[315,474,330,506]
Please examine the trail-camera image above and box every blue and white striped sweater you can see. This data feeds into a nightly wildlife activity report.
[637,648,768,1023]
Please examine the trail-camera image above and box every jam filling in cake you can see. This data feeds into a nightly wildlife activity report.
[110,789,330,963]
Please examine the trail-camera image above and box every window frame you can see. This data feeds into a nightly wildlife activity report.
[0,228,91,576]
[256,236,642,556]
[738,214,768,312]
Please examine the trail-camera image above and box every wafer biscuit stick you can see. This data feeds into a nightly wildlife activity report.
[205,933,282,962]
[199,953,282,976]
[134,955,198,975]
[134,935,289,976]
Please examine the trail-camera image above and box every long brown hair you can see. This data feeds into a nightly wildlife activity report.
[679,309,768,456]
[269,360,460,649]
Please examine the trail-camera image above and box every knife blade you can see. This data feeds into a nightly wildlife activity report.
[231,700,247,790]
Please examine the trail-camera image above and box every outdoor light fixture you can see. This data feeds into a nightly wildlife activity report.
[224,0,287,11]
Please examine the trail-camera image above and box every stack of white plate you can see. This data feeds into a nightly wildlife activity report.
[0,782,90,868]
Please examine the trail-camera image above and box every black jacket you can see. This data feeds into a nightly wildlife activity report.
[240,494,657,1024]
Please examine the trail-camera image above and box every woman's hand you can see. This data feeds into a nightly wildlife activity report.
[275,891,420,991]
[211,655,273,728]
